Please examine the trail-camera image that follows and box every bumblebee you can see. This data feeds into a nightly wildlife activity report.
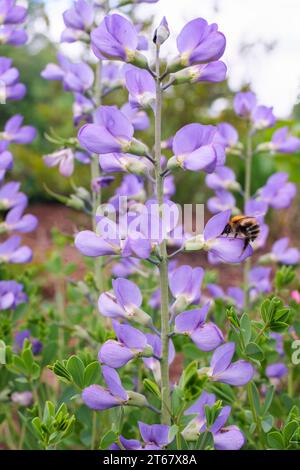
[221,215,260,252]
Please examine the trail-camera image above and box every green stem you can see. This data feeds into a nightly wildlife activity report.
[243,128,253,310]
[18,421,26,450]
[91,411,97,450]
[247,383,263,449]
[155,45,171,425]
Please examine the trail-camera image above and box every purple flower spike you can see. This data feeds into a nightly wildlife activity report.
[139,422,171,450]
[271,237,300,265]
[259,172,296,210]
[252,105,275,130]
[0,0,27,25]
[0,280,26,310]
[208,342,254,386]
[233,91,256,118]
[269,127,300,154]
[169,265,204,313]
[266,362,288,380]
[2,114,36,144]
[169,123,225,173]
[124,66,156,109]
[78,105,134,155]
[98,321,150,368]
[91,14,139,62]
[0,235,32,264]
[175,303,224,351]
[176,18,226,67]
[82,366,129,411]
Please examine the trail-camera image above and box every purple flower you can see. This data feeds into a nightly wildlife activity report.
[0,280,26,309]
[11,391,33,407]
[0,26,27,46]
[0,0,27,25]
[121,102,150,131]
[207,190,236,214]
[0,235,32,263]
[124,66,156,109]
[153,16,170,46]
[143,333,175,382]
[270,238,300,265]
[176,18,226,67]
[204,342,254,386]
[269,127,300,154]
[0,205,38,233]
[248,266,272,301]
[233,91,256,118]
[91,14,140,63]
[168,123,225,172]
[110,436,142,451]
[99,321,151,368]
[78,105,135,155]
[98,278,152,326]
[92,176,115,192]
[0,57,26,101]
[41,54,94,93]
[61,0,93,43]
[206,166,240,192]
[82,366,129,411]
[270,333,284,357]
[0,181,27,210]
[1,114,36,145]
[171,61,227,86]
[110,174,145,205]
[73,92,94,126]
[43,149,75,177]
[215,123,239,149]
[175,303,224,351]
[169,265,204,313]
[252,105,275,131]
[139,422,171,450]
[112,257,141,278]
[259,173,296,209]
[183,391,245,450]
[185,210,253,263]
[0,146,13,180]
[14,329,43,355]
[266,362,288,379]
[207,283,244,311]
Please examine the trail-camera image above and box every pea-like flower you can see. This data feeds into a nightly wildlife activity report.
[0,0,27,26]
[269,238,300,265]
[0,235,32,264]
[175,302,224,351]
[268,127,300,154]
[143,333,175,383]
[124,66,156,109]
[207,190,236,214]
[215,123,239,150]
[251,105,275,131]
[0,205,38,234]
[121,102,150,131]
[61,0,94,43]
[168,123,225,172]
[0,181,27,210]
[0,280,27,310]
[1,114,36,145]
[248,266,272,301]
[14,329,43,355]
[206,166,240,192]
[206,283,244,311]
[183,391,245,450]
[0,57,26,101]
[111,421,172,451]
[98,278,152,327]
[99,321,152,368]
[258,172,296,209]
[0,144,13,181]
[169,265,204,314]
[175,18,226,68]
[0,25,27,46]
[266,362,288,380]
[233,91,256,118]
[200,342,254,386]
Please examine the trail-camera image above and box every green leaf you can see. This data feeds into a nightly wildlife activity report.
[66,355,85,388]
[0,340,6,365]
[283,420,299,446]
[168,425,179,443]
[240,313,252,346]
[262,385,274,415]
[51,360,72,383]
[267,431,285,449]
[245,342,264,362]
[250,382,261,415]
[261,415,273,433]
[100,430,118,450]
[143,379,161,400]
[83,362,100,387]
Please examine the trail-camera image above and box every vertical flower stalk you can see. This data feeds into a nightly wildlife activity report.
[154,44,171,425]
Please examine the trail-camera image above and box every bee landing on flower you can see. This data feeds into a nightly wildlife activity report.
[221,215,260,253]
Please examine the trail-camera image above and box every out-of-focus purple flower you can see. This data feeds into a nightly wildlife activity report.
[110,436,142,451]
[270,237,300,265]
[11,391,33,407]
[143,333,175,383]
[175,18,226,67]
[168,123,225,172]
[233,91,256,118]
[0,57,26,101]
[215,123,239,149]
[268,127,300,154]
[98,278,152,326]
[244,198,268,224]
[139,422,171,450]
[169,265,204,313]
[61,0,94,43]
[248,266,272,301]
[41,53,94,93]
[110,174,145,206]
[270,333,284,356]
[153,16,170,46]
[91,14,142,64]
[102,62,123,88]
[183,391,245,450]
[0,144,13,181]
[206,166,240,192]
[78,105,135,155]
[266,362,288,379]
[14,329,43,355]
[185,210,253,263]
[251,105,275,131]
[82,366,129,411]
[124,66,156,109]
[121,102,150,131]
[73,92,94,126]
[203,342,254,386]
[0,0,27,25]
[1,114,36,144]
[0,181,27,210]
[99,320,151,368]
[207,283,244,311]
[0,26,27,46]
[92,176,114,193]
[207,190,236,213]
[259,172,296,210]
[175,302,223,351]
[0,235,32,263]
[43,148,75,177]
[163,174,175,199]
[0,205,38,233]
[112,257,141,278]
[0,280,26,309]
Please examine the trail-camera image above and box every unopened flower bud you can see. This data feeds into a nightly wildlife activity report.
[127,391,148,407]
[153,17,170,46]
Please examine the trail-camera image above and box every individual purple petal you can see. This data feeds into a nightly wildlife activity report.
[113,321,147,350]
[112,278,142,311]
[211,342,235,375]
[209,405,231,434]
[82,384,121,410]
[210,237,253,263]
[266,362,288,379]
[251,105,275,130]
[191,322,224,351]
[138,422,170,447]
[98,340,134,368]
[175,304,210,333]
[204,210,231,241]
[184,391,216,416]
[102,365,128,401]
[213,360,255,386]
[75,230,119,256]
[233,91,256,118]
[98,292,126,319]
[213,425,245,450]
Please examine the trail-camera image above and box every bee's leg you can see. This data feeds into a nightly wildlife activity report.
[221,223,231,236]
[241,238,249,254]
